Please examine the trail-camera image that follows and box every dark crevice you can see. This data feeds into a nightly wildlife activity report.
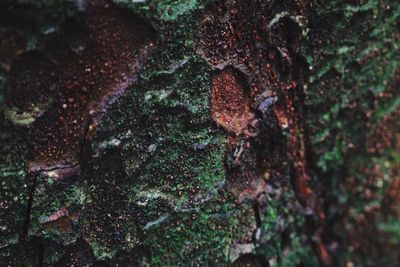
[253,201,262,229]
[21,172,39,241]
[79,118,93,177]
[21,173,47,266]
[38,243,44,267]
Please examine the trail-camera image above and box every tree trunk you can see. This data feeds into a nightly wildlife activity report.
[0,0,399,266]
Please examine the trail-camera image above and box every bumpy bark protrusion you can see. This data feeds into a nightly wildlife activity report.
[5,2,157,179]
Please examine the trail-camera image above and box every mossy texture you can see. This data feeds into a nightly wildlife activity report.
[0,0,399,266]
[303,0,400,265]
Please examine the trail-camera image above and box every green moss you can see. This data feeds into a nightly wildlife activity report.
[302,0,400,265]
[116,0,203,22]
[302,0,399,173]
[143,199,238,265]
[0,119,29,263]
[253,189,318,267]
[3,0,398,265]
[84,49,235,262]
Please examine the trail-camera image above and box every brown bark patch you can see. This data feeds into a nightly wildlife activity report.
[211,68,254,135]
[3,2,158,178]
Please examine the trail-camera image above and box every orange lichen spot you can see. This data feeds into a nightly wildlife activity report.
[211,68,254,135]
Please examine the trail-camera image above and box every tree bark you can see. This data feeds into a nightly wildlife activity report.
[0,0,399,266]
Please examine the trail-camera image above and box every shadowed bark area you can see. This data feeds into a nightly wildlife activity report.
[5,2,157,179]
[0,0,399,266]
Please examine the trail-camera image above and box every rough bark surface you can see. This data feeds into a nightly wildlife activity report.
[0,0,399,266]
